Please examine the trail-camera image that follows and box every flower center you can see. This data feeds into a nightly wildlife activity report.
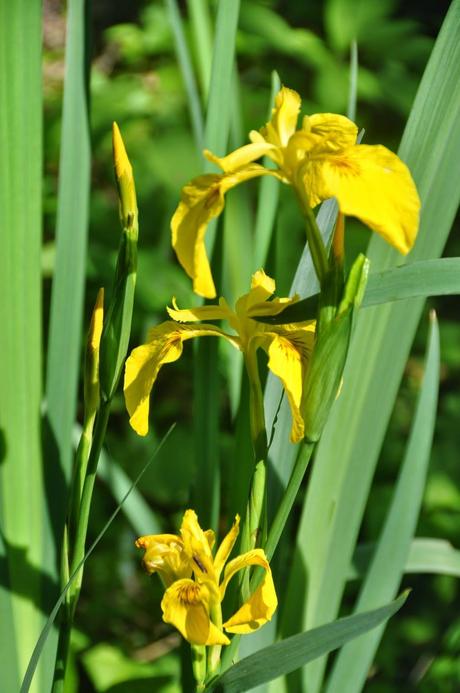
[177,582,201,605]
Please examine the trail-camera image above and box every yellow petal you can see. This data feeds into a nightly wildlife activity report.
[261,86,301,148]
[247,294,300,319]
[180,510,216,580]
[124,322,237,436]
[135,534,191,585]
[162,579,230,646]
[234,269,276,318]
[263,323,316,443]
[204,142,276,173]
[171,166,274,298]
[214,515,240,579]
[167,297,232,323]
[305,145,420,253]
[304,113,358,153]
[220,549,277,634]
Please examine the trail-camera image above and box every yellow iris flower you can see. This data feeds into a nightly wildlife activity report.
[136,509,277,646]
[171,86,420,298]
[124,269,315,442]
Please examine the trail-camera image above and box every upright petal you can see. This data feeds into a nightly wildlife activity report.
[124,322,237,435]
[261,86,301,148]
[180,510,216,580]
[304,113,358,153]
[305,144,420,253]
[171,166,274,298]
[262,322,316,443]
[220,549,277,634]
[135,534,191,585]
[162,579,229,646]
[214,515,240,580]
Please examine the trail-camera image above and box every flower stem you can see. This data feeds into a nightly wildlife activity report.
[294,189,329,286]
[51,400,111,693]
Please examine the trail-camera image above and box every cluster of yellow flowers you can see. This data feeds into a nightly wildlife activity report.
[127,86,420,648]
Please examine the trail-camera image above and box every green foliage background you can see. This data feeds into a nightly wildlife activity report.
[40,1,459,690]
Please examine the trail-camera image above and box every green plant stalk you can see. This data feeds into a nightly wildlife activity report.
[295,189,330,287]
[52,401,111,693]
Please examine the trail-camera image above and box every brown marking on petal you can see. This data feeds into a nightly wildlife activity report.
[177,582,202,605]
[193,556,206,572]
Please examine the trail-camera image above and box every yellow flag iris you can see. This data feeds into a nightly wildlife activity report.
[124,269,315,442]
[171,86,420,298]
[136,509,277,646]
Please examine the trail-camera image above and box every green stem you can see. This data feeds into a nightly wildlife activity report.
[245,351,267,460]
[263,441,315,562]
[294,188,329,286]
[206,602,224,680]
[51,400,111,693]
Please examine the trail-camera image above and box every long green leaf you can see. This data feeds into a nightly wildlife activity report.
[326,313,440,692]
[0,2,43,691]
[259,257,460,325]
[363,257,460,305]
[193,0,241,528]
[165,0,204,149]
[349,538,460,580]
[283,4,460,690]
[45,0,90,486]
[207,593,408,693]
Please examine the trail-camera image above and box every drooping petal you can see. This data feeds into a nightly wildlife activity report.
[214,515,240,579]
[135,534,191,585]
[171,166,275,298]
[262,322,316,443]
[304,144,420,253]
[180,510,216,580]
[124,322,237,436]
[220,549,277,634]
[162,579,229,646]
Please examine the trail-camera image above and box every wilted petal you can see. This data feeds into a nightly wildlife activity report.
[162,579,229,646]
[135,534,191,585]
[220,549,277,634]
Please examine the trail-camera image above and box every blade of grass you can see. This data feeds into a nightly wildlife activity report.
[165,0,204,150]
[283,4,460,690]
[326,312,440,693]
[44,0,91,537]
[253,71,281,268]
[207,593,409,693]
[187,0,213,99]
[349,538,460,580]
[192,0,241,528]
[97,448,162,536]
[0,2,43,691]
